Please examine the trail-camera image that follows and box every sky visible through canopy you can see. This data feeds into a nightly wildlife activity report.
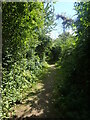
[50,2,76,39]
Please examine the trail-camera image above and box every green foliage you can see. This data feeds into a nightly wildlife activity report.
[47,39,61,63]
[54,2,90,119]
[2,2,48,119]
[43,2,56,34]
[2,1,55,119]
[36,34,52,61]
[3,1,90,119]
[48,33,75,63]
[35,2,56,62]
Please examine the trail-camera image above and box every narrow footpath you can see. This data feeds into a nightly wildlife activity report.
[13,64,60,119]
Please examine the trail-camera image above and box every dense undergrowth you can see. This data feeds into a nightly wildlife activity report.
[54,2,90,120]
[1,2,55,119]
[1,1,90,120]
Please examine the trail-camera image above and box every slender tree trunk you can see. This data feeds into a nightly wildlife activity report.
[43,52,45,62]
[63,24,65,34]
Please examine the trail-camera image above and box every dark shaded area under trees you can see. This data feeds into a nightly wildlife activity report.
[1,1,90,120]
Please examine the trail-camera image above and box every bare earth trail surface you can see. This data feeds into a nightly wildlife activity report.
[13,64,60,119]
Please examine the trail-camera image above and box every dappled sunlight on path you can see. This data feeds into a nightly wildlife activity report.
[12,64,60,119]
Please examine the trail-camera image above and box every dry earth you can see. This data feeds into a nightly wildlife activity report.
[12,64,60,119]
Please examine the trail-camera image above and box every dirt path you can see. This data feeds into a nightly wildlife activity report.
[13,64,59,119]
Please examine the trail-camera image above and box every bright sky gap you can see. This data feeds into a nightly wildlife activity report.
[48,2,77,39]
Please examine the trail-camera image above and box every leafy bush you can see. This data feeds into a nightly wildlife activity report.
[2,2,45,119]
[2,2,55,119]
[54,2,90,119]
[2,56,43,118]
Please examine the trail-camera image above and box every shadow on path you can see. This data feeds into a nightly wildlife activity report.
[11,65,61,119]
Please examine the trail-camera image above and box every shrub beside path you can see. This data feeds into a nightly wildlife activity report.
[12,64,60,119]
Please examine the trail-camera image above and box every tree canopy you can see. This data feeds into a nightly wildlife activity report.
[1,2,90,119]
